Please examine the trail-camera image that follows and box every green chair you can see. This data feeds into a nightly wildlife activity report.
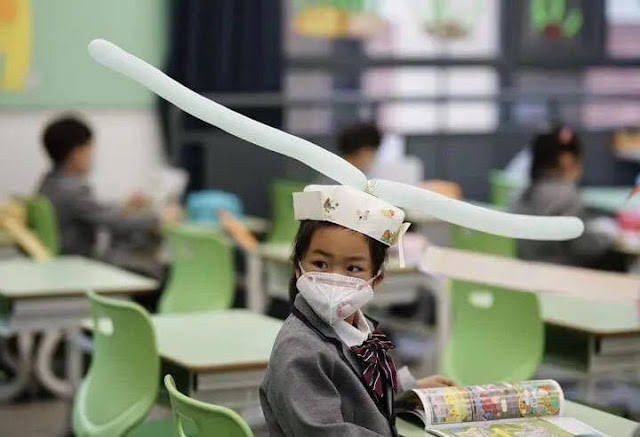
[159,227,235,314]
[445,222,542,385]
[266,179,306,244]
[489,170,525,209]
[27,195,60,256]
[73,291,170,437]
[441,280,544,386]
[164,374,254,437]
[450,224,516,258]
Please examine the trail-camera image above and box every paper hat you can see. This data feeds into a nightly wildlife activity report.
[294,185,407,246]
[87,40,585,243]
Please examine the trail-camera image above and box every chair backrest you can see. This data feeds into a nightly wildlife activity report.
[27,195,60,255]
[164,375,253,437]
[446,228,539,385]
[450,224,516,258]
[159,227,235,314]
[441,280,544,386]
[73,291,159,437]
[267,179,306,244]
[489,170,525,209]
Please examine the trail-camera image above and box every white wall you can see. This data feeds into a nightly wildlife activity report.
[0,110,166,203]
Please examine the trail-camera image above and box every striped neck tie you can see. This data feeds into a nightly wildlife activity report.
[350,328,398,399]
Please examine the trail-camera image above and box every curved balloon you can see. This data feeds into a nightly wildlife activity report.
[88,39,585,242]
[368,179,584,240]
[88,39,368,190]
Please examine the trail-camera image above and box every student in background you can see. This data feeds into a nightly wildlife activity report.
[316,122,381,185]
[511,130,622,270]
[37,115,182,277]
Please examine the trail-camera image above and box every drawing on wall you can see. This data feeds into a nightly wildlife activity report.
[293,0,386,39]
[0,0,32,91]
[423,0,483,41]
[531,0,583,40]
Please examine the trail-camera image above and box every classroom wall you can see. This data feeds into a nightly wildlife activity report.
[0,0,169,203]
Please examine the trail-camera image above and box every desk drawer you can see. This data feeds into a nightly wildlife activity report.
[197,369,265,391]
[599,335,640,355]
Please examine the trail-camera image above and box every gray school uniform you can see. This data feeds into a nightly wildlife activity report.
[510,177,614,266]
[260,294,399,437]
[37,170,160,274]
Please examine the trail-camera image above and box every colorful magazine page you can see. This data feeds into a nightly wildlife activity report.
[398,380,564,426]
[426,417,605,437]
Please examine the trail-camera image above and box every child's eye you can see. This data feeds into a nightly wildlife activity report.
[312,260,328,269]
[347,265,364,273]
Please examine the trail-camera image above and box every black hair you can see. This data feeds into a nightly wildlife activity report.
[336,122,382,157]
[529,129,582,183]
[288,220,388,305]
[42,115,93,167]
[523,128,582,200]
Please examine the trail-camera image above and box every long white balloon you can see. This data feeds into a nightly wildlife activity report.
[88,39,368,190]
[369,179,584,240]
[89,39,584,241]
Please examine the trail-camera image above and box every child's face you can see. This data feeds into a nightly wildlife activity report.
[299,226,377,283]
[67,141,94,175]
[558,152,583,183]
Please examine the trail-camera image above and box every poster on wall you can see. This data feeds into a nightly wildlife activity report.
[0,0,167,109]
[0,0,33,92]
[509,0,604,64]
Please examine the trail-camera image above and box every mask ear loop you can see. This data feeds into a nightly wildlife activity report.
[397,222,412,268]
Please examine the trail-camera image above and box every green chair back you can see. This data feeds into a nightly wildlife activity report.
[446,222,542,385]
[489,170,525,209]
[267,179,306,244]
[159,227,235,314]
[73,291,159,437]
[27,195,60,255]
[450,224,516,258]
[164,374,254,437]
[441,280,544,385]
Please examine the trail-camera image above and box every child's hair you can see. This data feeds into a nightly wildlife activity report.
[523,128,582,201]
[529,128,582,183]
[288,220,388,305]
[42,115,93,167]
[337,122,382,157]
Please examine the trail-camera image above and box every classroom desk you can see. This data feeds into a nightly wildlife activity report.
[396,401,640,437]
[581,186,638,214]
[151,310,281,409]
[540,293,640,399]
[0,256,157,400]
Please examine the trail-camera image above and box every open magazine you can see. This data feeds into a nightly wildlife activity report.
[395,380,606,437]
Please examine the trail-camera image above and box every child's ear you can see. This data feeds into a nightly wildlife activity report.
[372,273,384,289]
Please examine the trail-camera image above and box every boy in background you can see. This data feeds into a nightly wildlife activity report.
[38,114,181,277]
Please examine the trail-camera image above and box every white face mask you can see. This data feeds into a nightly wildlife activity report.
[296,264,378,326]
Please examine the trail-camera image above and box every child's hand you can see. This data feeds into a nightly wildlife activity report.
[416,375,457,389]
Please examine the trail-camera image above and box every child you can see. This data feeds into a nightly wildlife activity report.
[260,185,454,436]
[37,115,181,275]
[511,130,621,269]
[316,122,381,185]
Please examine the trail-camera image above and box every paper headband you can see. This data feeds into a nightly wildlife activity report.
[88,39,584,241]
[294,185,408,246]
